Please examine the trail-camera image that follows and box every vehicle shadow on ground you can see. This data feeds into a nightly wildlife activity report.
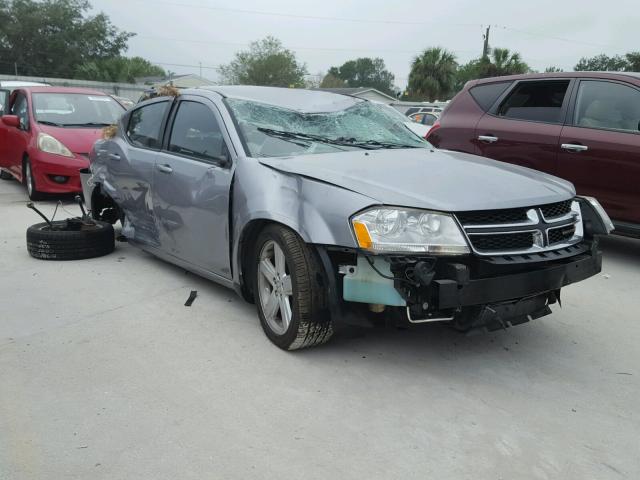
[599,234,640,267]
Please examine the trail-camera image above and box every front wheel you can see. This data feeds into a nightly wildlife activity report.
[254,225,333,350]
[23,159,45,201]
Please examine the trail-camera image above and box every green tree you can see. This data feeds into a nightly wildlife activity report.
[406,47,457,101]
[545,66,564,73]
[319,72,346,88]
[574,54,627,71]
[217,36,307,87]
[0,0,133,78]
[479,48,530,77]
[326,57,395,94]
[625,52,640,71]
[76,56,165,83]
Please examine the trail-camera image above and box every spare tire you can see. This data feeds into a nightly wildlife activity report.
[26,220,115,260]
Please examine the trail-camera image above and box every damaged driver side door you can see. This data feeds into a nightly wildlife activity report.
[152,96,234,279]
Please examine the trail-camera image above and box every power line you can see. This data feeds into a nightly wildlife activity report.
[134,35,478,56]
[109,0,630,51]
[116,0,482,27]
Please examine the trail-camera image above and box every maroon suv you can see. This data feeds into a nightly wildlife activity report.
[427,72,640,236]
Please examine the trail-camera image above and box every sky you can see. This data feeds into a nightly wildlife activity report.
[90,0,639,88]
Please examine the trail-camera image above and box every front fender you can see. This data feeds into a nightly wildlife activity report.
[231,157,377,286]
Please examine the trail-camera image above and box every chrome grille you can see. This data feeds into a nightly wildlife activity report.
[540,200,572,220]
[456,200,582,255]
[471,232,535,251]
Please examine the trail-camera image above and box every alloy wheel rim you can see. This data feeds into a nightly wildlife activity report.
[257,240,293,335]
[25,163,33,196]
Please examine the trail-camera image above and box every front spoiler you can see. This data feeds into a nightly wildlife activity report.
[435,249,602,309]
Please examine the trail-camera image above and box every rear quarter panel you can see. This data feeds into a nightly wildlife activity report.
[427,91,483,154]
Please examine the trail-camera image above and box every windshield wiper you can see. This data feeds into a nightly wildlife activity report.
[37,120,65,127]
[335,137,420,149]
[257,128,369,150]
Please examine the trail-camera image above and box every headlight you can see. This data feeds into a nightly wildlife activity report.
[351,207,470,254]
[37,133,73,157]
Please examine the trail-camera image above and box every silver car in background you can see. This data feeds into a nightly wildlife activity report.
[88,86,611,350]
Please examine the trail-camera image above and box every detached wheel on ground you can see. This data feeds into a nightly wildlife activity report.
[23,158,45,201]
[254,224,333,350]
[26,220,115,260]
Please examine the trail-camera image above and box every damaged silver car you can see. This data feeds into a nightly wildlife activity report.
[87,86,613,350]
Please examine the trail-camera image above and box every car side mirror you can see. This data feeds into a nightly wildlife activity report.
[1,115,20,128]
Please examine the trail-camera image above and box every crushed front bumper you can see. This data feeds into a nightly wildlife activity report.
[318,240,602,332]
[434,248,601,310]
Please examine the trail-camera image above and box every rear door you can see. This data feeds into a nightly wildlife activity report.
[474,79,573,174]
[557,79,640,225]
[153,95,234,278]
[116,98,173,246]
[428,80,511,154]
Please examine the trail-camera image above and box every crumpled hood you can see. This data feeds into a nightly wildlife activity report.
[38,124,103,155]
[259,148,575,212]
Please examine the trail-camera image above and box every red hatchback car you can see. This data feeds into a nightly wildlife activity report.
[427,72,640,236]
[0,86,125,199]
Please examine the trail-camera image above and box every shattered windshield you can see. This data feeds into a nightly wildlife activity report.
[226,98,429,158]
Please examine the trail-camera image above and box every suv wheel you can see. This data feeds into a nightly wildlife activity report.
[254,224,333,350]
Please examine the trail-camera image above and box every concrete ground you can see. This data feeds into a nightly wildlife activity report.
[0,178,638,480]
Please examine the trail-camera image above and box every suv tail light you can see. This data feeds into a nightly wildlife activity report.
[426,119,440,139]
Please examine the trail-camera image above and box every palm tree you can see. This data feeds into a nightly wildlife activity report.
[407,47,457,101]
[478,48,530,78]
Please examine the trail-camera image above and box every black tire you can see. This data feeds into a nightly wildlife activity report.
[26,220,115,260]
[23,158,45,201]
[0,169,12,180]
[253,224,333,350]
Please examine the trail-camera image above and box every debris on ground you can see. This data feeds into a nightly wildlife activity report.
[184,290,198,307]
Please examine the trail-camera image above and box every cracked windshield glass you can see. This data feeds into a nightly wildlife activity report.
[227,99,429,157]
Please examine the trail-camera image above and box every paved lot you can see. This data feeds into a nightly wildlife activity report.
[0,178,639,480]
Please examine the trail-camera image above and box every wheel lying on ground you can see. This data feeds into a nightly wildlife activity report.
[254,224,333,350]
[26,220,115,260]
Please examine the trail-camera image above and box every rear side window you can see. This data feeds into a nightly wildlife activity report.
[127,101,169,149]
[405,107,420,116]
[574,80,640,133]
[168,101,228,163]
[497,81,570,123]
[469,82,511,111]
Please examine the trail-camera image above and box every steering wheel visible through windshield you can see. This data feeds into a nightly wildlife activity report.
[226,98,429,158]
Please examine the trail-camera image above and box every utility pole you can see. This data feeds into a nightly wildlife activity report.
[482,25,491,59]
[14,62,18,76]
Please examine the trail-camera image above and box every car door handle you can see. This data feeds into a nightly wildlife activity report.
[156,164,173,174]
[478,135,499,144]
[108,153,120,161]
[561,143,589,152]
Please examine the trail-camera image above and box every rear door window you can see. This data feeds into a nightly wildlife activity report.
[574,80,640,133]
[497,80,570,123]
[470,82,512,111]
[127,101,170,149]
[168,101,229,164]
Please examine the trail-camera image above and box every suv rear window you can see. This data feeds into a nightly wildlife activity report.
[497,81,570,123]
[469,82,511,111]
